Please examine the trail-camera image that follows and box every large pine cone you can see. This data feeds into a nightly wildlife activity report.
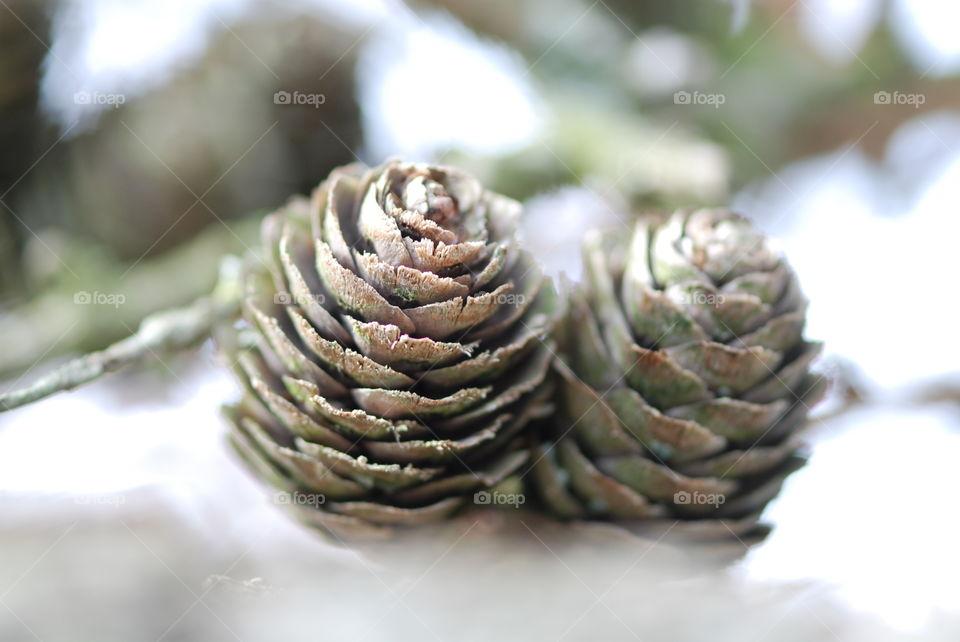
[531,210,825,539]
[221,161,559,538]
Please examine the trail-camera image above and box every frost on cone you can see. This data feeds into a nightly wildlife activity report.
[221,161,559,538]
[531,210,825,539]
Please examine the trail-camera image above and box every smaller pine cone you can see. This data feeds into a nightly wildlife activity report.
[220,160,560,538]
[531,209,826,539]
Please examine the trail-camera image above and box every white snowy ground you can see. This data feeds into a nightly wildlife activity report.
[1,354,957,641]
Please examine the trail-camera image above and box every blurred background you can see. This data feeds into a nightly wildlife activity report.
[1,0,959,639]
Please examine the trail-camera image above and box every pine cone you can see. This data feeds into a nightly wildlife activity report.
[531,209,825,538]
[221,160,560,538]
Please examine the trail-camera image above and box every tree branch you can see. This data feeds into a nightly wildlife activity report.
[0,256,243,413]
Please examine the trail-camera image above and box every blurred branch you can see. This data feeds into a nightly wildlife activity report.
[910,382,960,410]
[418,0,952,189]
[0,217,259,378]
[447,93,730,205]
[0,256,243,413]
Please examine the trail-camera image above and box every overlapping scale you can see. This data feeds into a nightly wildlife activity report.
[219,160,560,538]
[533,209,825,538]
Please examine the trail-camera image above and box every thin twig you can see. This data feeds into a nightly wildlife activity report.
[0,256,244,413]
